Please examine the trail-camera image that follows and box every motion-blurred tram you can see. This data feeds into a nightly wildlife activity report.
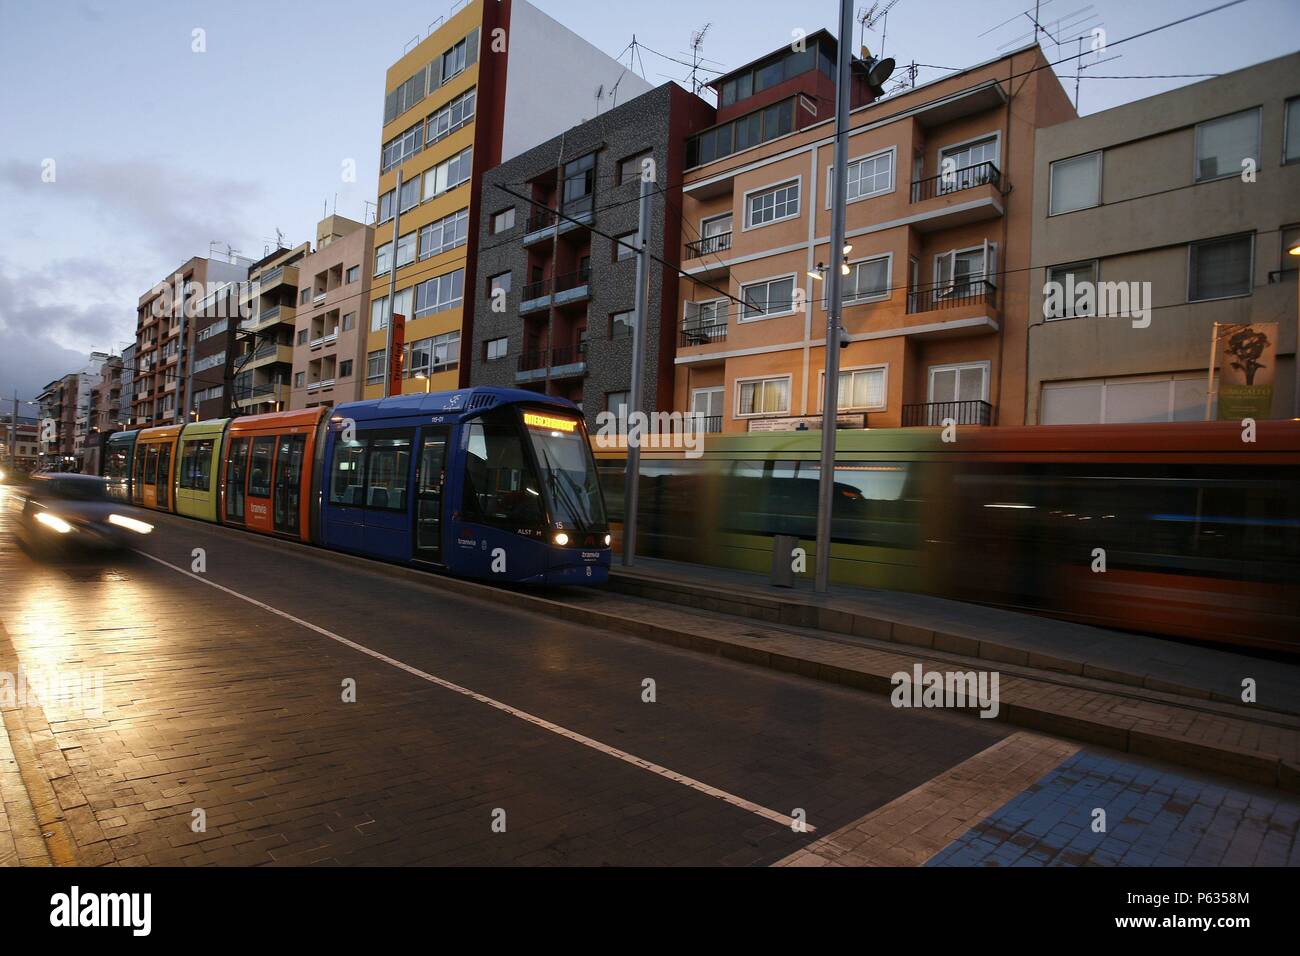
[593,421,1300,653]
[102,388,611,585]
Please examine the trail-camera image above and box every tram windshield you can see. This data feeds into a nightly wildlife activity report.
[520,409,607,532]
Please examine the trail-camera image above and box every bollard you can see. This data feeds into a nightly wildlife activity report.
[770,534,798,588]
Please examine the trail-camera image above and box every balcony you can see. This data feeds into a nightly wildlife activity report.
[553,266,591,307]
[685,232,732,259]
[240,343,295,371]
[907,162,1003,232]
[235,382,287,408]
[907,279,998,315]
[242,304,297,331]
[522,205,594,246]
[901,400,992,427]
[679,322,727,348]
[515,345,587,383]
[254,265,298,293]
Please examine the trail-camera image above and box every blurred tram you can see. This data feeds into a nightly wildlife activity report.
[593,421,1300,653]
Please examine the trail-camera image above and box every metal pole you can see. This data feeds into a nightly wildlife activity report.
[622,175,653,567]
[1205,321,1219,421]
[383,169,403,398]
[10,391,17,474]
[815,0,855,594]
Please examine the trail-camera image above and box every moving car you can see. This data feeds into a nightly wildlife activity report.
[13,473,154,556]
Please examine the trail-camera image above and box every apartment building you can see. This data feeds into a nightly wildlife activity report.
[672,36,1074,431]
[133,256,249,428]
[82,354,127,473]
[364,0,651,399]
[289,215,374,410]
[191,279,243,422]
[36,372,78,465]
[119,344,135,427]
[1,415,39,475]
[1028,52,1300,424]
[231,244,310,416]
[469,83,714,425]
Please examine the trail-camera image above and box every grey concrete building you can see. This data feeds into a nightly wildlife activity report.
[1028,52,1300,424]
[469,82,714,426]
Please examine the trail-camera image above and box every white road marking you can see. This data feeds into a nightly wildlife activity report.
[136,548,811,833]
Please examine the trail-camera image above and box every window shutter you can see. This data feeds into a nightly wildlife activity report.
[384,90,398,125]
[428,59,442,93]
[466,28,480,68]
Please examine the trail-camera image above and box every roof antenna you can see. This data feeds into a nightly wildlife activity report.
[688,23,711,95]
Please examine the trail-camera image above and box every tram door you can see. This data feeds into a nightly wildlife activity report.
[156,444,172,510]
[413,426,449,563]
[273,434,306,536]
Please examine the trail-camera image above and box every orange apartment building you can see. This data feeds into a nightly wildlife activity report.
[673,38,1075,430]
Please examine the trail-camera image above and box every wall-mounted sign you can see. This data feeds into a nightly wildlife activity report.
[1215,322,1277,420]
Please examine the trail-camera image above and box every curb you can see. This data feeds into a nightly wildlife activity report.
[139,511,1300,794]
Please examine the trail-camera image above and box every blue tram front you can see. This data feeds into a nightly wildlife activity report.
[319,387,610,585]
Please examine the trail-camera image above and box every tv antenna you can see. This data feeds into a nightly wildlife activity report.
[859,0,904,59]
[594,83,605,115]
[688,22,712,94]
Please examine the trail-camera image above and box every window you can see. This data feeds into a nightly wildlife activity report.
[346,266,360,284]
[248,436,275,498]
[940,136,999,179]
[702,213,732,239]
[831,150,894,204]
[423,146,473,200]
[297,328,309,345]
[610,310,635,339]
[374,242,393,277]
[935,243,996,296]
[606,390,630,415]
[843,256,890,304]
[365,433,412,510]
[686,98,794,167]
[1195,108,1260,182]
[1189,233,1253,301]
[491,207,515,234]
[342,312,356,331]
[441,35,472,84]
[329,436,367,505]
[426,88,476,145]
[294,371,305,387]
[614,231,638,261]
[300,288,311,305]
[407,331,460,375]
[1045,260,1099,319]
[396,231,417,269]
[618,150,652,184]
[562,152,596,217]
[928,363,987,404]
[399,177,420,213]
[485,337,508,361]
[741,275,796,319]
[1041,372,1209,424]
[1049,151,1101,215]
[825,366,886,411]
[460,407,546,530]
[366,350,385,385]
[383,69,428,125]
[1286,98,1300,164]
[381,122,423,172]
[339,360,353,378]
[684,298,727,328]
[488,271,511,296]
[745,179,800,228]
[419,208,469,259]
[378,190,395,224]
[414,269,464,317]
[737,377,790,416]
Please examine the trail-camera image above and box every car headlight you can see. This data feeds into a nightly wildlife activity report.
[553,532,569,546]
[604,533,612,546]
[35,511,74,534]
[108,514,153,534]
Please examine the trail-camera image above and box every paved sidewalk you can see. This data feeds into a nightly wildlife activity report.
[608,557,1300,715]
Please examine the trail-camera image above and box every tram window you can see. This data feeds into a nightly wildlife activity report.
[191,439,214,491]
[248,437,275,498]
[365,435,412,510]
[156,445,171,508]
[144,445,158,484]
[329,438,368,505]
[226,437,249,521]
[178,442,196,489]
[133,448,146,496]
[461,410,545,528]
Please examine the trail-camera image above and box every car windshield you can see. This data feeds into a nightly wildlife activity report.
[43,478,108,501]
[521,410,607,532]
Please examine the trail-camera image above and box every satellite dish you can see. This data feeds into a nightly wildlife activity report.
[867,56,896,93]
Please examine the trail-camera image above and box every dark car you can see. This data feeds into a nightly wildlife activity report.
[13,473,154,555]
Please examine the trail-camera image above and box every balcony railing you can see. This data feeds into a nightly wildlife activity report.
[522,266,592,302]
[517,345,585,373]
[901,400,992,427]
[906,279,997,314]
[693,414,722,433]
[685,232,732,259]
[679,322,727,347]
[910,161,1001,203]
[526,208,556,232]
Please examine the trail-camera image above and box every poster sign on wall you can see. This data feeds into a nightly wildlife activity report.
[1215,322,1277,420]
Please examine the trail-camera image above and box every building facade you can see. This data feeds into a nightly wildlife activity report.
[671,38,1074,431]
[1028,52,1300,424]
[469,82,714,424]
[1,415,39,475]
[289,215,374,410]
[364,0,652,400]
[231,245,310,416]
[133,256,249,428]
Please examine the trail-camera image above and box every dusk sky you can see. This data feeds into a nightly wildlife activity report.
[2,0,1298,402]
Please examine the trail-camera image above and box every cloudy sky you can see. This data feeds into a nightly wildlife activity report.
[1,0,1297,403]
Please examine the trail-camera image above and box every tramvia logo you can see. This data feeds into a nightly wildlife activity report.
[890,663,1000,719]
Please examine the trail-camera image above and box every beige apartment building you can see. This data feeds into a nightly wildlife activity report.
[232,244,311,415]
[289,215,374,410]
[673,38,1075,431]
[1028,51,1300,423]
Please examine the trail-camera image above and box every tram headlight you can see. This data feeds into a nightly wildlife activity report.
[108,514,153,534]
[35,511,74,534]
[604,533,611,546]
[553,532,570,546]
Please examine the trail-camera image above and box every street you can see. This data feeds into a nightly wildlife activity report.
[3,489,1297,868]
